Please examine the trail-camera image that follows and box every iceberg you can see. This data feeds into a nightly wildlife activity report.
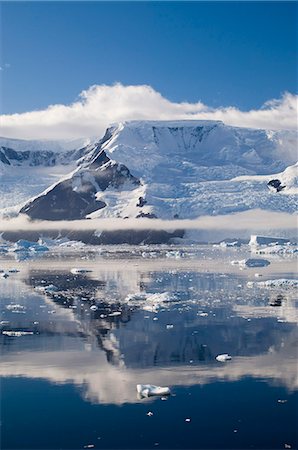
[216,354,232,362]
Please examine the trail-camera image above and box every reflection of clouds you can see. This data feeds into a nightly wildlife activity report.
[0,338,297,405]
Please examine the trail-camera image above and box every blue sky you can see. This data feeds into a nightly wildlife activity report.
[1,1,297,115]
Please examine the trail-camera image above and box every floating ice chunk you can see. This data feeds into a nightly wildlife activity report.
[2,330,33,337]
[35,284,58,293]
[249,235,290,246]
[137,384,171,398]
[70,268,93,274]
[219,241,240,248]
[244,259,270,268]
[231,258,270,268]
[6,304,26,312]
[165,250,184,259]
[108,311,121,317]
[216,354,232,362]
[90,305,98,311]
[44,284,58,292]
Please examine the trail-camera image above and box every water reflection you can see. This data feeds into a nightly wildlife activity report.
[0,256,297,406]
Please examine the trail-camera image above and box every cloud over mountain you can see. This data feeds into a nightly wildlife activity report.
[1,84,297,140]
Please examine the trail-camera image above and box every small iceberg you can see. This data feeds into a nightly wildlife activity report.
[231,258,270,268]
[249,235,290,246]
[216,354,232,362]
[137,384,171,398]
[70,268,93,274]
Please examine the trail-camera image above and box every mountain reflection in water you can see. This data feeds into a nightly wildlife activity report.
[1,254,297,408]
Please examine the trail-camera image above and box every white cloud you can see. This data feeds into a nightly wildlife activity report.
[1,209,296,232]
[0,83,297,140]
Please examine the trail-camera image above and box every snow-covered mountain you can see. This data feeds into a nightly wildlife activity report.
[18,120,298,221]
[0,136,93,213]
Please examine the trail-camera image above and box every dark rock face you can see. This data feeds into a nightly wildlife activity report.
[267,179,286,192]
[1,229,185,245]
[0,146,57,166]
[20,150,140,220]
[20,179,106,220]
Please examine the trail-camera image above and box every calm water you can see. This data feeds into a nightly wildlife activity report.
[0,247,297,449]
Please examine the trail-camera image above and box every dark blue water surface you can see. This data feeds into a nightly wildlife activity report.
[0,249,297,449]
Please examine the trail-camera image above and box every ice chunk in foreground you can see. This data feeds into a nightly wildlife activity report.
[216,354,232,362]
[137,384,171,398]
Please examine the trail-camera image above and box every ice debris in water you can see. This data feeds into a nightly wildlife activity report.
[70,268,93,274]
[247,279,298,288]
[216,354,232,362]
[137,384,171,398]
